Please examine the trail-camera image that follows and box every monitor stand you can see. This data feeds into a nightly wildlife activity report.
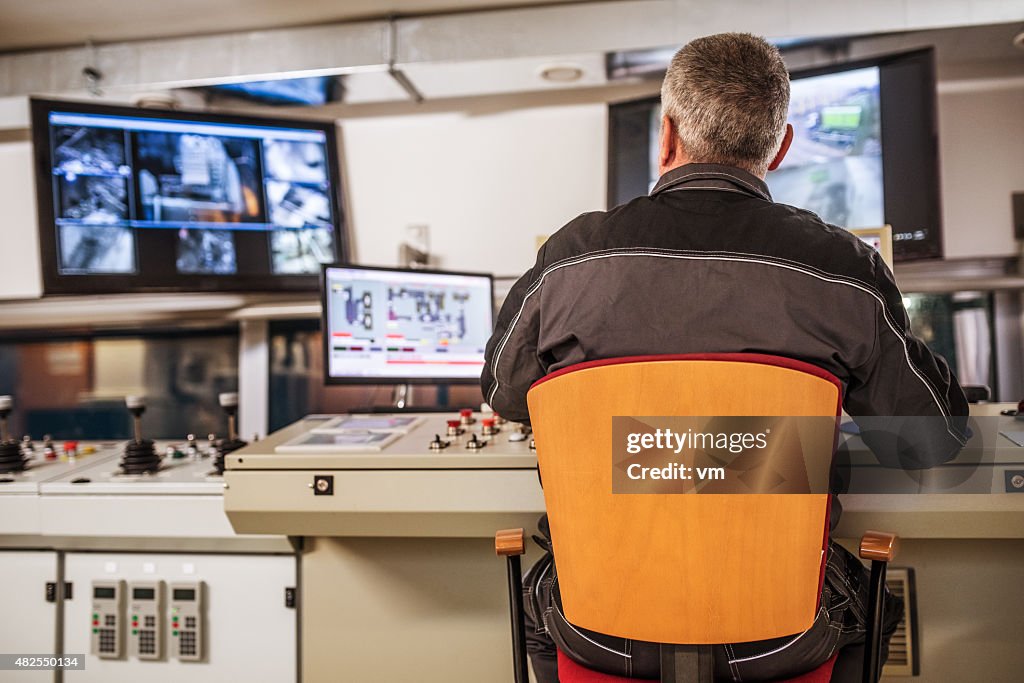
[350,384,457,414]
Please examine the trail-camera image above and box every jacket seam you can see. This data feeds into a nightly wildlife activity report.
[486,249,964,445]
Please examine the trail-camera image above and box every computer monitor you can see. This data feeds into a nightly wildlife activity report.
[321,265,494,384]
[607,48,941,261]
[31,98,347,294]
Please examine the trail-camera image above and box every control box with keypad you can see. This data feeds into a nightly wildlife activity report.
[128,581,163,660]
[91,580,125,659]
[170,582,204,662]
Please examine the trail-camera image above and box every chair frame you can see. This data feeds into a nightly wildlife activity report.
[495,355,899,683]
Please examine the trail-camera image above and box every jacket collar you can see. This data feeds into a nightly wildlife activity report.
[650,163,772,202]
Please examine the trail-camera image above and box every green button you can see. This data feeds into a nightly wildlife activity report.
[132,629,138,635]
[92,628,98,634]
[173,630,179,636]
[92,613,99,619]
[132,614,138,620]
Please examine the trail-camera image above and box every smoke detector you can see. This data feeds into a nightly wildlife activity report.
[539,64,584,83]
[131,92,180,109]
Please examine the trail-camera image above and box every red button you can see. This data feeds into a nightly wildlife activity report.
[64,441,79,452]
[447,420,461,428]
[92,620,99,626]
[482,418,495,427]
[460,409,473,418]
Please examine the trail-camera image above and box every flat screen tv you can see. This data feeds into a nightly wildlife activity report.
[607,48,942,261]
[31,98,348,294]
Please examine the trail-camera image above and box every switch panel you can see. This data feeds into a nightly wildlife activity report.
[170,581,204,662]
[91,580,124,659]
[128,581,164,660]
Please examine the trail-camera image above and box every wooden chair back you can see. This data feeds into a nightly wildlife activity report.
[526,354,841,644]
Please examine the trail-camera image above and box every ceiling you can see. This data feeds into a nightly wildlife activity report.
[0,0,591,53]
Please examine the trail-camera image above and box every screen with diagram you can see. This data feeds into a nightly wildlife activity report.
[323,267,494,382]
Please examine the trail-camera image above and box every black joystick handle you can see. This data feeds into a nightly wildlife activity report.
[0,395,25,473]
[219,392,239,442]
[213,392,247,475]
[125,395,147,443]
[121,396,160,474]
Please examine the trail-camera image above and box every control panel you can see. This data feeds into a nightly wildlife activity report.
[128,581,164,660]
[170,582,204,662]
[91,580,125,659]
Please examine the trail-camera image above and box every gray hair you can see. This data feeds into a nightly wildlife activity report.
[660,33,791,176]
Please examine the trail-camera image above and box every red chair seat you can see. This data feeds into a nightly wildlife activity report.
[556,649,838,683]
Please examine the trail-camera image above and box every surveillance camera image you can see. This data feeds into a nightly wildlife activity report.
[266,181,332,228]
[264,142,336,273]
[134,131,265,225]
[264,139,328,184]
[57,174,130,226]
[271,227,334,274]
[176,228,238,275]
[39,106,343,290]
[767,66,883,228]
[58,224,136,274]
[52,124,129,178]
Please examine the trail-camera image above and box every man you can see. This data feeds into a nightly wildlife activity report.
[481,33,968,681]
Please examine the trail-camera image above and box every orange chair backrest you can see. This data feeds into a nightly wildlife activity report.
[526,354,841,645]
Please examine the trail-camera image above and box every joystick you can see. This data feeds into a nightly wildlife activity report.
[0,395,26,473]
[213,392,247,475]
[120,396,161,475]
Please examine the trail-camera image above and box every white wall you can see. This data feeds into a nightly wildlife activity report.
[0,140,43,300]
[341,103,607,277]
[938,85,1024,259]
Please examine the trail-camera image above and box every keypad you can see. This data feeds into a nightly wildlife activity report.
[180,631,197,656]
[139,630,155,654]
[99,628,116,653]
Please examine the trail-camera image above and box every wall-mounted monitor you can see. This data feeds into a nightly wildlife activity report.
[607,48,942,261]
[322,265,494,385]
[31,98,347,294]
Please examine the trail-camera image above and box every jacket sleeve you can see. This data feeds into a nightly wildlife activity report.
[843,255,970,469]
[480,243,551,424]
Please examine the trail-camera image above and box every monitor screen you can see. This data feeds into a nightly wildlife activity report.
[768,66,883,229]
[606,48,941,261]
[322,266,494,384]
[31,98,347,294]
[172,588,196,601]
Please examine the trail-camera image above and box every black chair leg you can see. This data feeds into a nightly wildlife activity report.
[862,559,888,683]
[506,554,529,683]
[660,644,713,683]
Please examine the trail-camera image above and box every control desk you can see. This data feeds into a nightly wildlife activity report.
[223,405,1024,683]
[0,395,297,683]
[224,406,1024,539]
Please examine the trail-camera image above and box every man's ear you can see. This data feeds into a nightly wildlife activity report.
[658,115,678,175]
[767,123,794,172]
